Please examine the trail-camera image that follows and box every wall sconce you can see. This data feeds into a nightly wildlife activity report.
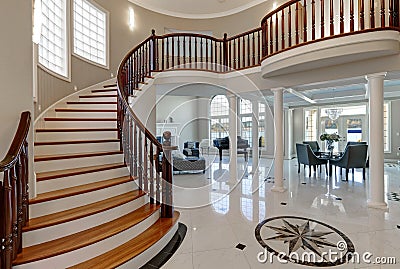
[272,2,278,10]
[129,8,135,30]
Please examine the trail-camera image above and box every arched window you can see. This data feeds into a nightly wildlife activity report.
[210,95,229,141]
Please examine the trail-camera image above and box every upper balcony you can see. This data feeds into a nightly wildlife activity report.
[260,0,400,78]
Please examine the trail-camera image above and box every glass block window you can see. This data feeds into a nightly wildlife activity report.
[39,0,68,77]
[73,0,107,66]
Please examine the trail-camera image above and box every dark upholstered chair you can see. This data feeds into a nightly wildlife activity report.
[303,141,322,156]
[183,141,200,158]
[329,144,368,181]
[296,143,328,177]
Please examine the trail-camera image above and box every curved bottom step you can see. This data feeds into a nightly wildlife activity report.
[68,211,180,269]
[140,222,187,269]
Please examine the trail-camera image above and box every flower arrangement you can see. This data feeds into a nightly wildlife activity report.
[320,133,341,142]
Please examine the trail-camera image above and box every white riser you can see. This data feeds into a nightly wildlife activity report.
[56,111,117,118]
[34,142,120,155]
[65,103,117,109]
[23,195,147,247]
[30,181,136,218]
[44,120,117,129]
[118,223,178,269]
[79,96,117,102]
[35,154,123,173]
[15,210,160,269]
[37,166,129,193]
[35,130,118,142]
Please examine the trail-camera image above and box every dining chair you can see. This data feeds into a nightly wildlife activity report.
[296,143,328,177]
[329,144,368,181]
[303,141,322,156]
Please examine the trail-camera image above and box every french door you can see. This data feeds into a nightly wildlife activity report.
[320,115,366,152]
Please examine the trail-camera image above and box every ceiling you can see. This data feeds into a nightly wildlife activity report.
[128,0,269,19]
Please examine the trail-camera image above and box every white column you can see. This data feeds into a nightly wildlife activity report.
[237,99,242,137]
[252,100,259,173]
[271,87,286,192]
[366,72,388,210]
[229,94,238,182]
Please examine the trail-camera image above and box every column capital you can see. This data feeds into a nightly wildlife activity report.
[271,87,285,93]
[365,72,387,81]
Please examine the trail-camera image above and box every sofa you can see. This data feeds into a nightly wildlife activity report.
[172,152,206,173]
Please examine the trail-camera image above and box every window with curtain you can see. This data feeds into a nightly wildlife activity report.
[39,0,69,78]
[73,0,108,67]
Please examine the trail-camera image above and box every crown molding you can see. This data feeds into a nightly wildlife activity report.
[128,0,268,19]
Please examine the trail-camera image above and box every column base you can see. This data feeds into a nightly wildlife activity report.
[367,200,389,211]
[271,186,286,193]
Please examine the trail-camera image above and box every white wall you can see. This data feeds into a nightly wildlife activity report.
[156,95,202,149]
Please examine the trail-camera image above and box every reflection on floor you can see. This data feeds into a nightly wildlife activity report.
[163,155,400,269]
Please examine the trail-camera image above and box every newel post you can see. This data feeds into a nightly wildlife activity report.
[161,131,177,218]
[151,29,157,71]
[223,33,228,71]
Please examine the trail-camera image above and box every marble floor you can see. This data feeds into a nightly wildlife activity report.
[162,155,400,269]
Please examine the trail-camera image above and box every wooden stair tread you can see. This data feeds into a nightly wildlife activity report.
[14,203,160,265]
[35,139,120,146]
[36,128,118,132]
[29,176,134,204]
[66,101,117,105]
[79,95,117,98]
[55,108,117,112]
[35,150,122,162]
[24,190,144,232]
[68,211,179,269]
[44,117,117,121]
[36,163,126,181]
[91,89,117,93]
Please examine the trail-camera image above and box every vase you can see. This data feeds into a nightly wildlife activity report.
[326,140,334,155]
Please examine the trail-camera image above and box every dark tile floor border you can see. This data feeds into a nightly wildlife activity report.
[140,222,187,269]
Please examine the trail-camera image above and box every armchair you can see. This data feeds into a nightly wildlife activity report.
[296,143,328,177]
[183,141,200,158]
[329,144,368,181]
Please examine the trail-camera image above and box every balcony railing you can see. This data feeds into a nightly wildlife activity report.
[261,0,400,58]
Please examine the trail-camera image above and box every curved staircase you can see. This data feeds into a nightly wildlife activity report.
[13,83,179,269]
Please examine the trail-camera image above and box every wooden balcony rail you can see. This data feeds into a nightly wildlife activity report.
[0,111,31,269]
[117,0,400,219]
[261,0,400,59]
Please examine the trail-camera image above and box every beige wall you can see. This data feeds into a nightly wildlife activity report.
[35,0,278,116]
[0,0,34,189]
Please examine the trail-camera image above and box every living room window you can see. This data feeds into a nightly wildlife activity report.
[73,0,108,67]
[38,0,69,79]
[240,99,252,146]
[210,95,229,141]
[384,102,390,152]
[304,108,318,141]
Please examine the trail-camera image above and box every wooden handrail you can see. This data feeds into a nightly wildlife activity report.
[0,111,31,269]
